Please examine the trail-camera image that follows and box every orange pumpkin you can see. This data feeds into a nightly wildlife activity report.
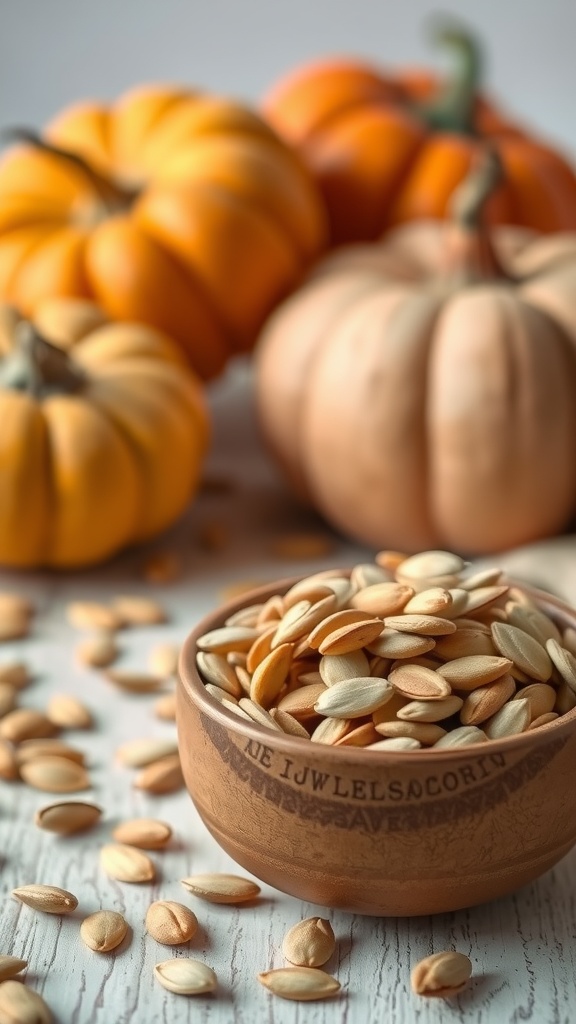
[263,24,576,245]
[255,153,576,555]
[0,298,209,568]
[0,85,326,379]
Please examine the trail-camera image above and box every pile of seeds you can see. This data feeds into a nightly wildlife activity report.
[196,550,576,750]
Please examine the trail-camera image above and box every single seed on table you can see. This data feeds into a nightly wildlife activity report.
[104,670,164,694]
[196,626,259,654]
[112,818,172,850]
[383,614,457,637]
[17,739,86,765]
[269,707,310,738]
[146,901,198,944]
[366,630,436,659]
[350,583,414,617]
[196,651,241,696]
[411,950,472,998]
[250,643,294,708]
[282,917,336,967]
[484,698,531,739]
[67,602,122,631]
[237,698,284,731]
[460,675,516,726]
[314,678,394,719]
[154,692,177,721]
[0,662,30,688]
[436,655,513,690]
[111,596,167,626]
[181,873,260,904]
[100,843,155,883]
[0,956,27,981]
[0,739,18,780]
[0,980,52,1023]
[335,722,380,746]
[12,884,78,914]
[512,683,556,719]
[0,682,16,718]
[46,694,92,730]
[258,967,341,1002]
[310,717,351,744]
[276,683,327,721]
[116,737,179,768]
[396,695,464,723]
[154,959,217,996]
[19,756,90,793]
[133,754,184,794]
[35,801,102,835]
[319,651,370,686]
[491,623,552,681]
[433,727,487,748]
[76,631,119,668]
[368,737,422,751]
[81,910,128,952]
[545,639,576,694]
[0,709,57,743]
[375,721,446,745]
[389,664,451,701]
[318,618,385,656]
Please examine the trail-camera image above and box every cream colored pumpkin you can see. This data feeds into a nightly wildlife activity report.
[255,154,576,555]
[0,298,209,568]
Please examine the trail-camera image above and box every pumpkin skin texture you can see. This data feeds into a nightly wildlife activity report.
[0,86,326,378]
[262,29,576,244]
[255,159,576,555]
[0,298,209,568]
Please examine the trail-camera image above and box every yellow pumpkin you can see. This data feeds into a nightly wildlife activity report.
[0,85,327,379]
[0,298,209,568]
[255,153,576,555]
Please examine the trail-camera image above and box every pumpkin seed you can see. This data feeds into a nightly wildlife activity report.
[0,739,18,780]
[318,619,384,656]
[319,651,370,686]
[389,664,451,701]
[546,639,576,694]
[46,694,92,729]
[105,670,164,694]
[112,818,172,850]
[0,956,27,981]
[196,626,259,654]
[282,918,336,967]
[148,643,179,678]
[395,551,465,582]
[396,695,464,722]
[383,614,457,637]
[367,737,422,751]
[492,623,552,681]
[146,901,197,945]
[76,632,119,668]
[0,980,52,1022]
[436,655,513,690]
[314,677,393,718]
[133,754,183,794]
[112,596,167,626]
[350,583,414,617]
[116,737,178,768]
[34,801,102,835]
[433,727,487,748]
[67,602,122,631]
[20,755,90,793]
[269,708,310,738]
[17,739,85,765]
[12,884,78,914]
[154,958,217,995]
[0,709,57,743]
[180,873,260,904]
[154,692,177,721]
[484,698,531,739]
[100,843,155,883]
[411,950,472,997]
[460,675,516,726]
[81,910,128,952]
[258,967,341,1001]
[0,662,30,688]
[250,643,294,708]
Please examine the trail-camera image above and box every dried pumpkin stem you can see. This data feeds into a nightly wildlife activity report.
[1,127,136,214]
[0,319,86,397]
[416,21,482,135]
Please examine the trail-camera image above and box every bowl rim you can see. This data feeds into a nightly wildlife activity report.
[178,572,576,764]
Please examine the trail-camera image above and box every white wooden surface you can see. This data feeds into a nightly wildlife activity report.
[1,362,576,1024]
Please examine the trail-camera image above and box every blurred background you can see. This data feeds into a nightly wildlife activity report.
[1,0,575,158]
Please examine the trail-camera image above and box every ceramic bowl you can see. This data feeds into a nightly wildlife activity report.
[177,577,576,916]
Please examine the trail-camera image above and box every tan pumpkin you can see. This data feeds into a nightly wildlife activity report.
[255,152,576,555]
[0,298,209,568]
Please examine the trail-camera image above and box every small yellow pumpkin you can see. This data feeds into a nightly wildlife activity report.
[255,152,576,555]
[0,298,209,568]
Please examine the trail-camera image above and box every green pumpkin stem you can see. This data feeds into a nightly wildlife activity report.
[417,21,482,135]
[1,127,136,214]
[441,148,506,282]
[0,319,85,397]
